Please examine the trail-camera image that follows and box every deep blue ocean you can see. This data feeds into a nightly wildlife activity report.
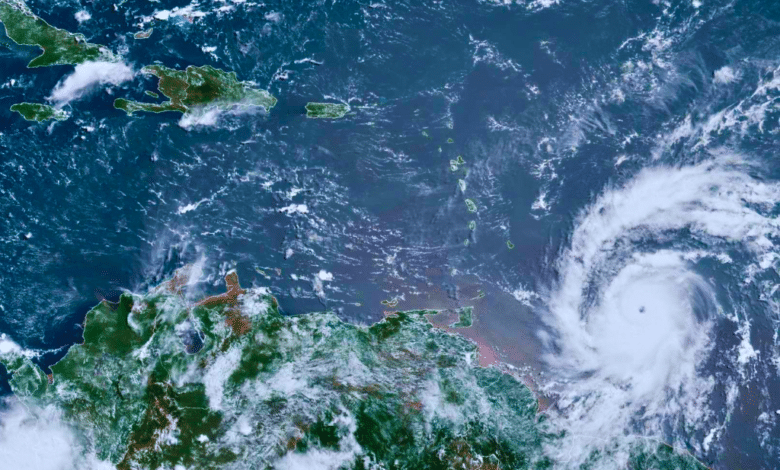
[3,0,780,468]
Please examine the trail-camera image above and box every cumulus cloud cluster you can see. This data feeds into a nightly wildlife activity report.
[49,61,134,105]
[0,401,75,470]
[0,399,112,470]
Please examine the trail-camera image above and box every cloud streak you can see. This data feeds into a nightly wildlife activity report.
[49,61,134,105]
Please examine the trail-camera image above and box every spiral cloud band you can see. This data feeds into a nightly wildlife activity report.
[542,159,780,468]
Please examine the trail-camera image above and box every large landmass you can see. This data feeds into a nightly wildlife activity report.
[10,102,68,122]
[0,270,708,470]
[114,65,277,116]
[0,0,113,67]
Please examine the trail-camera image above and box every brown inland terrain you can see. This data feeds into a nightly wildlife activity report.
[183,268,552,410]
[195,271,246,308]
[195,271,253,336]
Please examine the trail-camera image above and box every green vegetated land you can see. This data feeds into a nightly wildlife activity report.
[305,102,350,118]
[114,64,277,116]
[10,102,68,122]
[0,0,113,67]
[450,306,473,328]
[0,270,709,470]
[1,1,342,125]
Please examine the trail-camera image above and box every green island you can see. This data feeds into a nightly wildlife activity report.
[305,102,350,119]
[114,64,277,116]
[450,155,466,171]
[450,306,474,328]
[0,270,708,469]
[10,102,68,122]
[0,0,113,67]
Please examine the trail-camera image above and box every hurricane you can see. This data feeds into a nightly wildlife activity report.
[542,159,780,467]
[3,0,780,468]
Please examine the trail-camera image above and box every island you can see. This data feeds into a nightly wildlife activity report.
[10,102,68,122]
[114,64,277,116]
[0,0,114,67]
[305,102,350,119]
[450,306,473,328]
[133,28,153,40]
[0,268,709,470]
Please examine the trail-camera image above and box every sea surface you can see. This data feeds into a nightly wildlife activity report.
[2,0,780,468]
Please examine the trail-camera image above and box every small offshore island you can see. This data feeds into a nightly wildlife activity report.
[10,102,68,122]
[134,28,153,40]
[114,64,277,117]
[0,269,708,470]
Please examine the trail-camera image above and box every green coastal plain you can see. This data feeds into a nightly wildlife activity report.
[10,102,68,122]
[0,0,112,67]
[0,270,708,470]
[114,64,277,116]
[305,102,350,119]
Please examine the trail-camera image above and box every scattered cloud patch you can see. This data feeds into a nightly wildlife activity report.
[49,61,134,105]
[178,108,222,129]
[279,204,309,215]
[0,335,21,355]
[0,334,36,358]
[264,11,282,22]
[152,4,208,22]
[74,10,91,22]
[0,399,113,470]
[713,66,737,84]
[312,270,334,298]
[317,270,334,282]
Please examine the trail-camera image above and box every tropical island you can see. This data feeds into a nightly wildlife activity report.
[9,102,68,122]
[134,28,153,40]
[305,102,351,119]
[0,0,352,126]
[0,0,114,67]
[114,64,277,117]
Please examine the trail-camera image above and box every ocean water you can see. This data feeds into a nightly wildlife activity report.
[2,0,780,468]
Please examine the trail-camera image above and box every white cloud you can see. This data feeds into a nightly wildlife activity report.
[0,334,37,358]
[203,347,242,410]
[264,11,282,22]
[0,403,74,470]
[0,334,21,354]
[542,160,780,467]
[178,108,222,129]
[0,399,112,470]
[49,61,134,105]
[713,66,737,84]
[279,204,309,215]
[74,10,91,23]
